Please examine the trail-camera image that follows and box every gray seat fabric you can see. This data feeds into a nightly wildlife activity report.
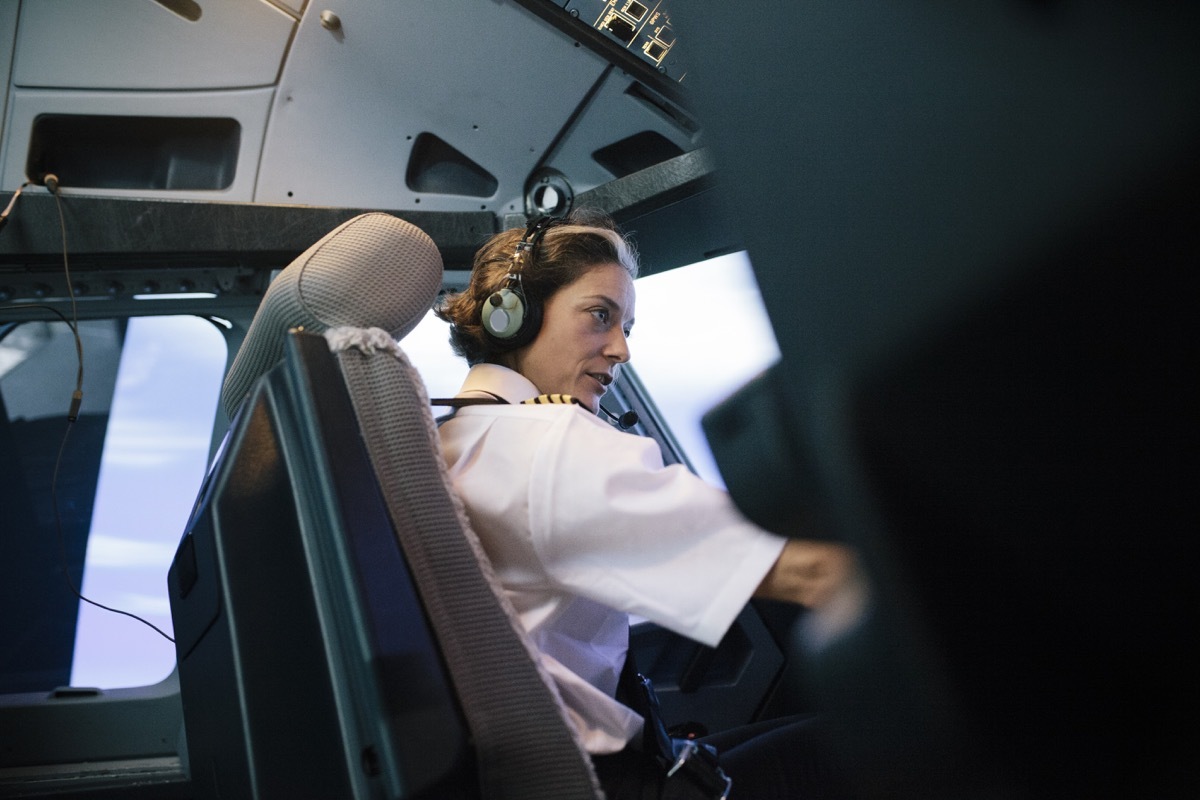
[224,212,603,799]
[221,212,442,419]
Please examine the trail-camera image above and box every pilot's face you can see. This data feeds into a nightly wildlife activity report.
[507,261,635,412]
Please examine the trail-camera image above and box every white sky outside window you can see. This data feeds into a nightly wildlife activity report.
[71,316,225,689]
[628,251,779,487]
[402,310,469,400]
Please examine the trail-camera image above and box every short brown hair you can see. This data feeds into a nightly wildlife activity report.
[435,208,639,365]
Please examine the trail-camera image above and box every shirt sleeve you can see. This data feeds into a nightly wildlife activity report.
[526,409,786,647]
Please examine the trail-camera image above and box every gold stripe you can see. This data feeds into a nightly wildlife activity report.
[522,394,581,406]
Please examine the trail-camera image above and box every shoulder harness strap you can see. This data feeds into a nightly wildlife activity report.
[430,392,583,409]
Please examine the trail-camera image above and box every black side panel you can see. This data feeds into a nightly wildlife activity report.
[170,395,351,799]
[630,605,785,736]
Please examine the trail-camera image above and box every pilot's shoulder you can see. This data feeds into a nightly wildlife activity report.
[520,393,583,407]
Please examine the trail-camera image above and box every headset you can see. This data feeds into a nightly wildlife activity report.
[480,215,557,349]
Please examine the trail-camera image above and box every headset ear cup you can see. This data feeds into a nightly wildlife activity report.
[482,287,525,339]
[482,286,542,348]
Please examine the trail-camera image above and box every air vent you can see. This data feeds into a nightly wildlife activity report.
[592,131,685,179]
[153,0,202,21]
[26,115,240,190]
[405,134,498,198]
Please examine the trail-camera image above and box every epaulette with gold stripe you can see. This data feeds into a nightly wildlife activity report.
[521,394,583,407]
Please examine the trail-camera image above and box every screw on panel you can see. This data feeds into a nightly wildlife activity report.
[320,10,342,31]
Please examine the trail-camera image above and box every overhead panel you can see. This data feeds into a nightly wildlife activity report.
[255,0,612,212]
[11,0,296,90]
[540,67,699,195]
[0,1,291,199]
[519,1,699,223]
[565,1,684,83]
[0,0,700,213]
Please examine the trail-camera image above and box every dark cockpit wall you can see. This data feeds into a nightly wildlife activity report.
[681,5,1200,800]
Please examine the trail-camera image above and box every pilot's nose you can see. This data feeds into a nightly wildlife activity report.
[605,327,630,364]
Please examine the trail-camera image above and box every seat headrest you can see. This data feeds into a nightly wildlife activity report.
[221,212,443,418]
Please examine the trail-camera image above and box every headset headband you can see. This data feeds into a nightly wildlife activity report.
[511,215,557,274]
[480,215,559,346]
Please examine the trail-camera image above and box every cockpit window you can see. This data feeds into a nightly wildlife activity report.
[628,252,780,488]
[403,310,470,400]
[1,315,225,691]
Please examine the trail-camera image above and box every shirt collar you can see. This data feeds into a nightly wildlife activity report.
[457,363,540,405]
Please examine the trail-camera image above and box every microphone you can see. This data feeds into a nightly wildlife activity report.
[599,404,639,430]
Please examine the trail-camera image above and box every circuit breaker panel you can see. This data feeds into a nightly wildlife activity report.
[567,1,684,81]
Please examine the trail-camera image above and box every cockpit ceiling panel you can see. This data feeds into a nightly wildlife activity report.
[255,0,621,212]
[1,1,700,213]
[11,0,296,91]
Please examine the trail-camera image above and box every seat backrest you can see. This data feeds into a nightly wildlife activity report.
[219,212,602,798]
[220,212,441,419]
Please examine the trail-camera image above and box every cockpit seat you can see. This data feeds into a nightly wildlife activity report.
[172,212,602,799]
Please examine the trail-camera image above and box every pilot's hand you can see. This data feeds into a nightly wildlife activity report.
[754,539,863,610]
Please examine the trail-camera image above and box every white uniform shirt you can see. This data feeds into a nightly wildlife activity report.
[439,364,786,754]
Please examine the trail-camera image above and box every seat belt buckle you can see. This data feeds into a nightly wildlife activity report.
[664,738,732,800]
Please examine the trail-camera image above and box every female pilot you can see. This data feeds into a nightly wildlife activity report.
[435,209,860,799]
